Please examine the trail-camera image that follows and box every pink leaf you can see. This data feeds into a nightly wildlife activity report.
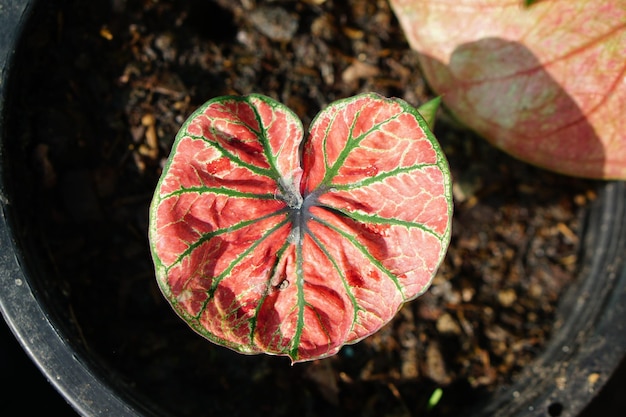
[149,93,452,362]
[390,0,626,179]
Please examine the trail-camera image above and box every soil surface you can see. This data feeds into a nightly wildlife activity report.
[7,0,598,416]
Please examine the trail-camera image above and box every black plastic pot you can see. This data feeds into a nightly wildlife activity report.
[0,1,155,415]
[1,1,625,416]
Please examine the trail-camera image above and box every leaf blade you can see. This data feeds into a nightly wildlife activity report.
[149,93,453,363]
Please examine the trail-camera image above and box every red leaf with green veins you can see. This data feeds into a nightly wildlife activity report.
[149,93,452,363]
[390,0,626,180]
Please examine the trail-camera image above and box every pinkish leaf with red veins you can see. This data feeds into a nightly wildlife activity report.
[390,0,626,179]
[149,93,452,363]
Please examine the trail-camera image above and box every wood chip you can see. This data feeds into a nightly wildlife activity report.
[341,60,380,84]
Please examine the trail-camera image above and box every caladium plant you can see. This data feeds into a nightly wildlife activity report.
[389,0,626,180]
[149,93,452,363]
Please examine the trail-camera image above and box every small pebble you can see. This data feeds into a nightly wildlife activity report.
[498,288,517,307]
[436,312,462,335]
[248,6,299,42]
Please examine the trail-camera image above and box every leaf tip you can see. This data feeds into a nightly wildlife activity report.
[522,0,540,7]
[417,96,441,131]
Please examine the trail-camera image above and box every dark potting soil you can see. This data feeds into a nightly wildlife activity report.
[7,0,599,416]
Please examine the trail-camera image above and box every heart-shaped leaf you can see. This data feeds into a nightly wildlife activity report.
[390,0,626,180]
[149,93,452,363]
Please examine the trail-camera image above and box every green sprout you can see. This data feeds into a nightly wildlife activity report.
[427,387,443,411]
